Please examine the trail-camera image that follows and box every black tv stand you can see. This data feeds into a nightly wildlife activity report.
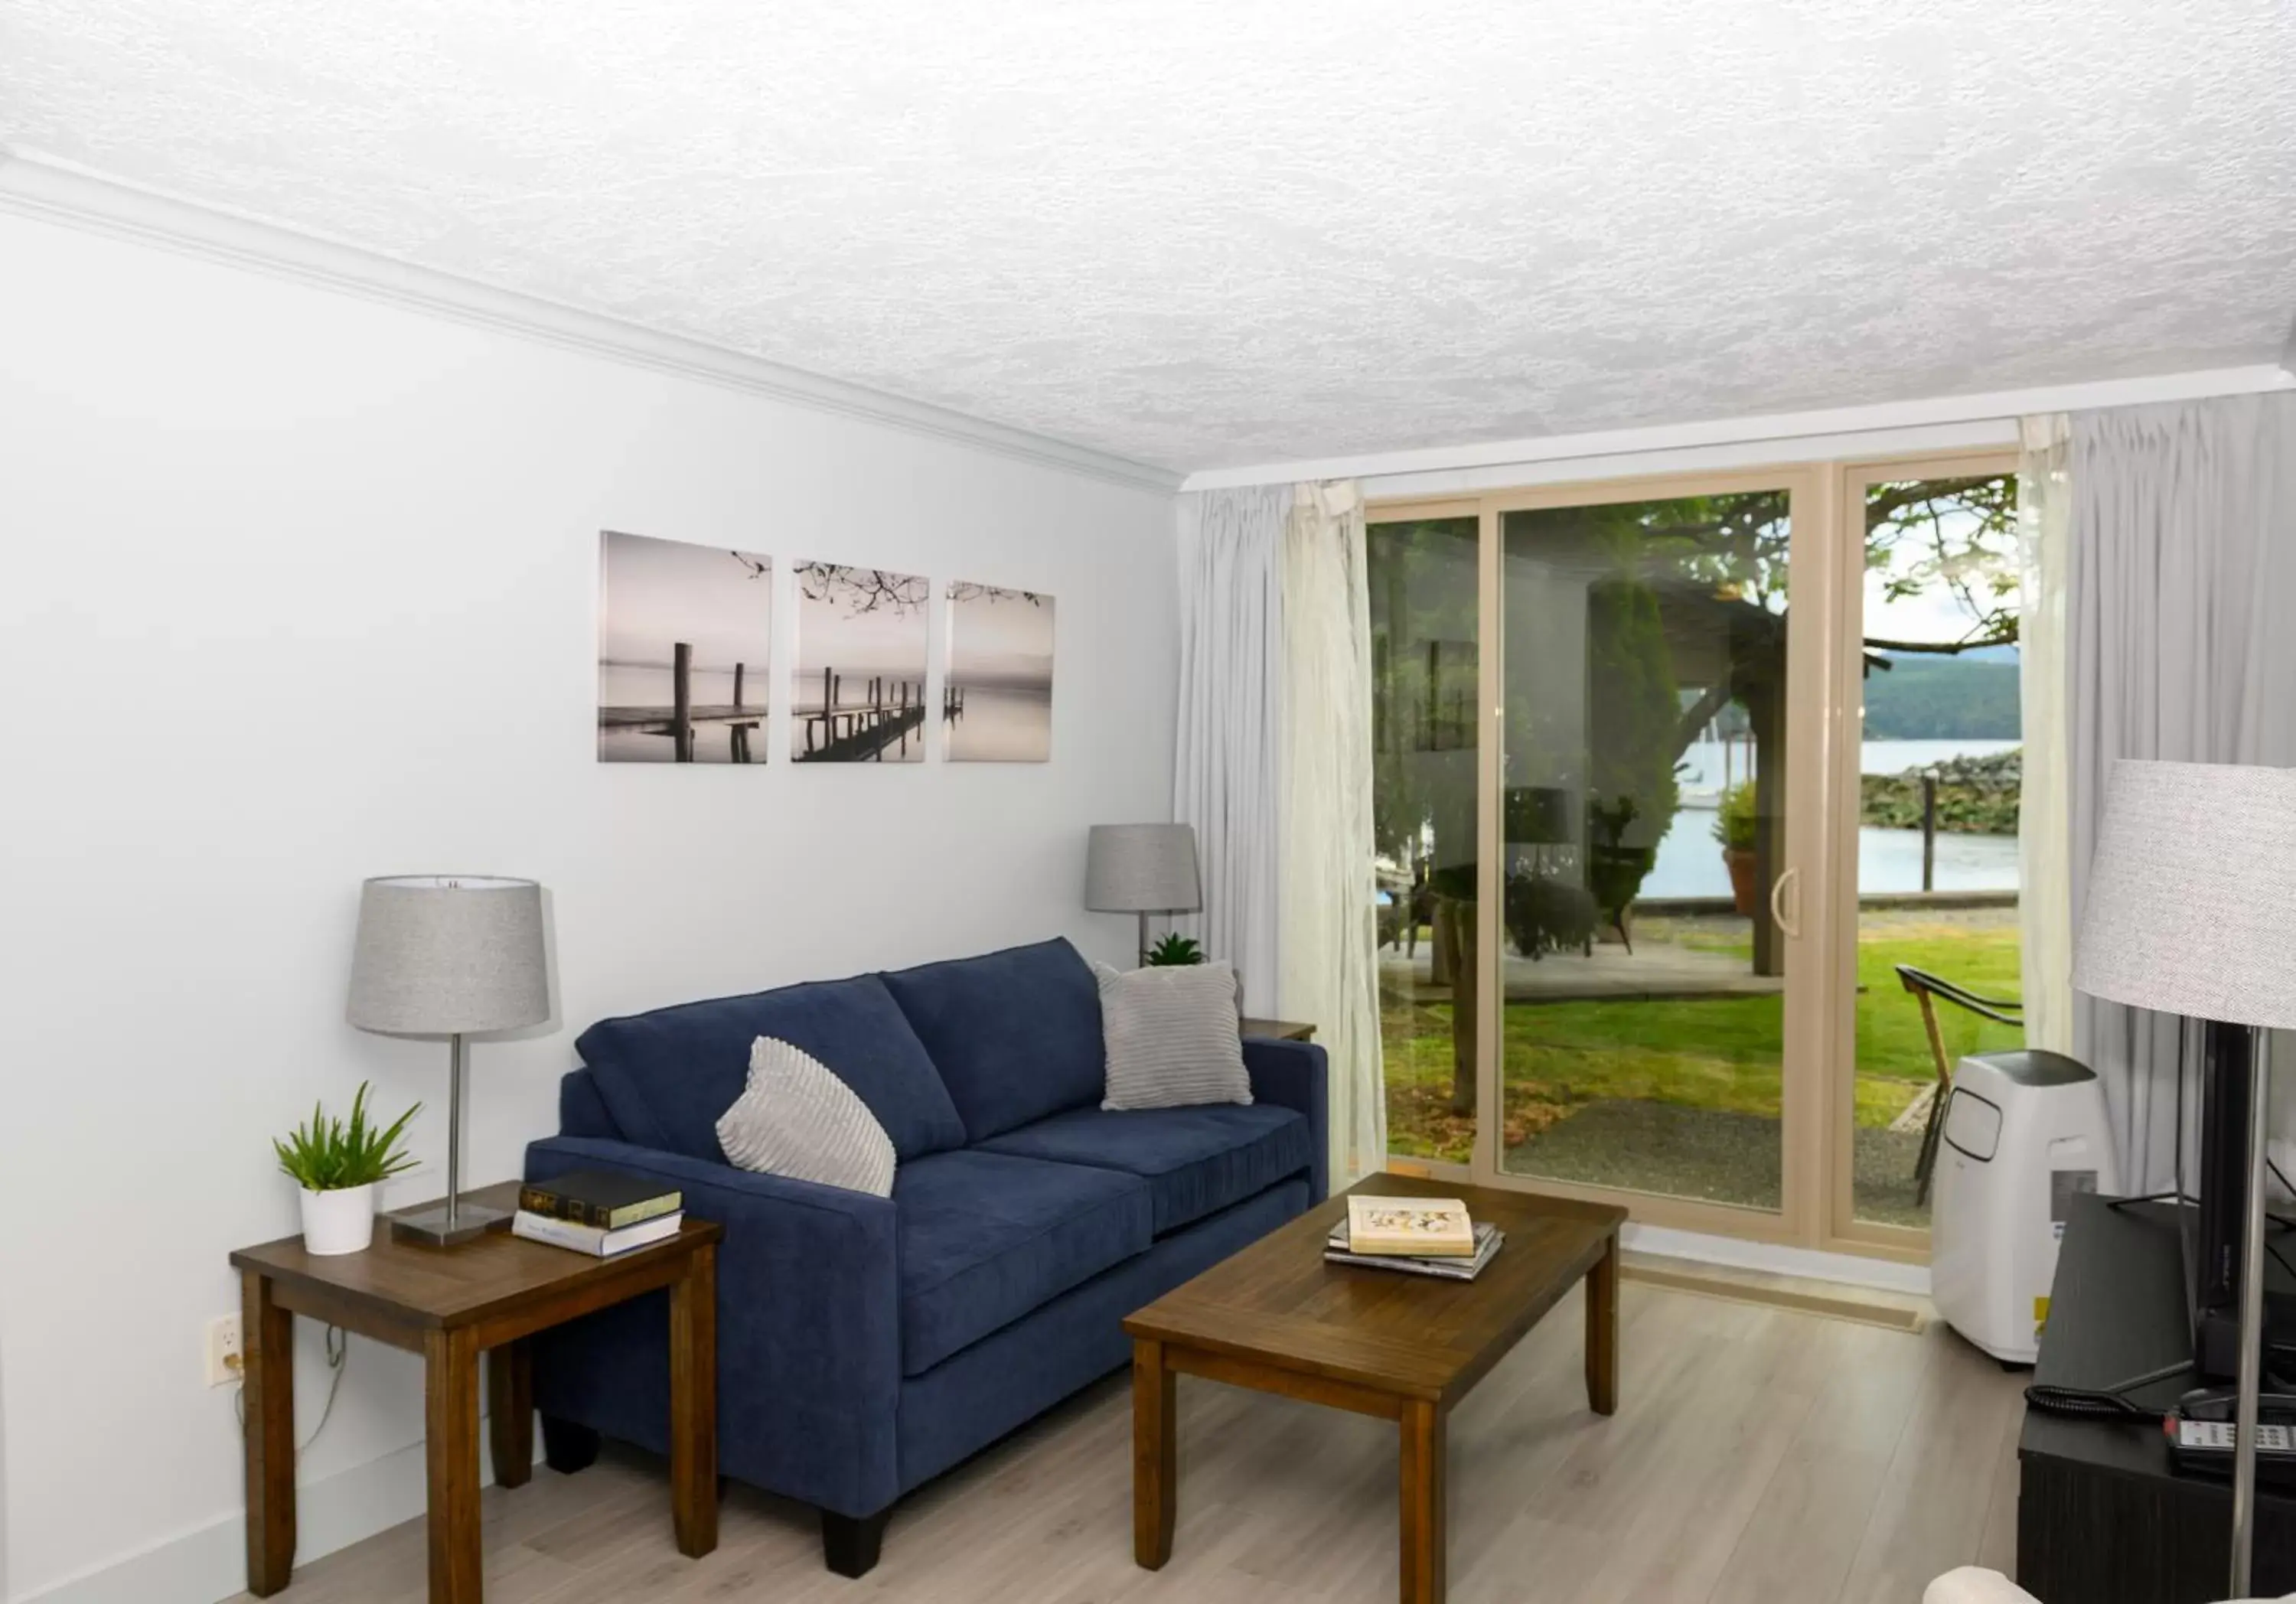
[2019,1194,2296,1600]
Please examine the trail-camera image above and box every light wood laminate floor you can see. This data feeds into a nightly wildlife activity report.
[229,1280,2024,1604]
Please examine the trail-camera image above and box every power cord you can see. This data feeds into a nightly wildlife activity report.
[232,1325,350,1457]
[2024,1356,2195,1422]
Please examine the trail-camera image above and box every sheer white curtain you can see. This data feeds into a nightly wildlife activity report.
[1280,481,1387,1182]
[1172,486,1287,1012]
[2068,393,2296,1191]
[2017,414,2073,1055]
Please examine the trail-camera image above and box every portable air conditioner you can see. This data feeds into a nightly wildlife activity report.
[1928,1050,2120,1364]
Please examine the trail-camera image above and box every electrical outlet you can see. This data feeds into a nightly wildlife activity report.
[206,1313,243,1388]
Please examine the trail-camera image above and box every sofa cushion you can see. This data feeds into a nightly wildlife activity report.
[894,1149,1151,1375]
[974,1104,1314,1236]
[576,974,967,1164]
[880,938,1104,1142]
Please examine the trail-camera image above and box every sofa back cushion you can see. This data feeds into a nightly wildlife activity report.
[576,973,967,1163]
[880,938,1104,1142]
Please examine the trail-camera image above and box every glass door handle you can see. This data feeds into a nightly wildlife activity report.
[1770,866,1802,938]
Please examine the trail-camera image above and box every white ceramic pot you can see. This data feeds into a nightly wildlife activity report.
[299,1182,377,1256]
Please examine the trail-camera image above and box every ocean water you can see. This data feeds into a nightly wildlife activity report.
[946,685,1052,762]
[1641,736,2022,898]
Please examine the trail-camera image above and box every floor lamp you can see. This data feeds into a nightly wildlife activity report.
[2071,759,2296,1596]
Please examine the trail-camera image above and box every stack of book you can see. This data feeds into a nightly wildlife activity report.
[513,1170,684,1257]
[1325,1195,1505,1282]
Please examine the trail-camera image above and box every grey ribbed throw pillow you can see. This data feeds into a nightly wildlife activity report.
[1094,960,1252,1111]
[715,1035,896,1196]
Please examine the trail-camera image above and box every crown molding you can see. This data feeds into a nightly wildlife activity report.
[0,148,1181,496]
[1182,362,2296,492]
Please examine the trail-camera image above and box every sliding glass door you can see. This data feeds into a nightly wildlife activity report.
[1368,511,1482,1169]
[1372,469,1831,1240]
[1832,458,2026,1247]
[1486,485,1804,1217]
[1372,451,2021,1257]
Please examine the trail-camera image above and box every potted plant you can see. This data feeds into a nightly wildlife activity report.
[273,1082,421,1256]
[1143,933,1204,966]
[1714,780,1762,916]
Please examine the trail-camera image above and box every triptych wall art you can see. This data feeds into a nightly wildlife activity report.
[595,530,1053,765]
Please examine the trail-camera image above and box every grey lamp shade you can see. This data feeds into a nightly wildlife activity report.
[1084,824,1202,914]
[2071,761,2296,1031]
[346,875,552,1035]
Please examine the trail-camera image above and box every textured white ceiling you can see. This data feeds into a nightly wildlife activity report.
[4,1,2293,472]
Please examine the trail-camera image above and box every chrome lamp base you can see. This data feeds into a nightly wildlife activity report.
[385,1029,510,1248]
[389,1199,510,1247]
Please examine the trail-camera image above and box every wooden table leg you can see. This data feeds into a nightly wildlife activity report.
[242,1270,296,1596]
[1586,1231,1619,1417]
[669,1240,719,1559]
[1132,1337,1176,1569]
[1399,1399,1447,1604]
[424,1327,483,1604]
[488,1339,533,1489]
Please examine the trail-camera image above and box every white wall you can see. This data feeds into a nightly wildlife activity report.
[0,211,1178,1603]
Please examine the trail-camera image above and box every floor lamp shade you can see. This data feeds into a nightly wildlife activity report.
[2070,761,2296,1030]
[2069,759,2296,1597]
[347,875,551,1035]
[345,875,550,1247]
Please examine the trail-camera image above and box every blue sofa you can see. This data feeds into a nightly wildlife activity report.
[521,937,1328,1575]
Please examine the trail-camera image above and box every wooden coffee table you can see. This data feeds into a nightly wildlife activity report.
[1123,1174,1626,1604]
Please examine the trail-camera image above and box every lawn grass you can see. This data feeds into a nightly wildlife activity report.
[1382,907,2023,1168]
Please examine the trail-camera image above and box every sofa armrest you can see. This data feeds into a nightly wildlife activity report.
[523,1135,903,1515]
[1244,1038,1329,1202]
[1921,1570,2038,1604]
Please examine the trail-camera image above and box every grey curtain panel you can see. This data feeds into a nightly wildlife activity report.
[2069,391,2296,1192]
[1173,485,1288,1012]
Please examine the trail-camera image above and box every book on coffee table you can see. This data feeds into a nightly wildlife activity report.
[1326,1220,1505,1281]
[1345,1195,1476,1257]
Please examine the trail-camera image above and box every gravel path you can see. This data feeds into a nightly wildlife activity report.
[1504,1099,1930,1226]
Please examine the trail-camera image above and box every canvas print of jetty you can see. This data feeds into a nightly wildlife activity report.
[944,584,1054,762]
[597,530,773,764]
[794,562,931,763]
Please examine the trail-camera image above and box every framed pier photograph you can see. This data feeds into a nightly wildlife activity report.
[793,562,931,763]
[596,530,772,764]
[944,583,1054,762]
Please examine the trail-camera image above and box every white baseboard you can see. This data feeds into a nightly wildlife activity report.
[11,1419,533,1604]
[1623,1221,1931,1298]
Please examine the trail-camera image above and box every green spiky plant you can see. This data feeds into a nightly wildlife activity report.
[1713,779,1760,853]
[273,1081,422,1192]
[1144,933,1205,967]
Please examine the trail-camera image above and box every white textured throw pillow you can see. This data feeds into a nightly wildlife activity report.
[1095,960,1253,1111]
[716,1036,896,1196]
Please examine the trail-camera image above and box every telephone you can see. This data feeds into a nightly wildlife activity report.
[2165,1387,2296,1482]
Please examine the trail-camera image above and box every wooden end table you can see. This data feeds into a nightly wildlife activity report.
[1122,1174,1624,1604]
[228,1180,722,1603]
[1239,1018,1316,1041]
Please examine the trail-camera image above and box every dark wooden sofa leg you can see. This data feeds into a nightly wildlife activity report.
[820,1508,890,1577]
[540,1416,600,1475]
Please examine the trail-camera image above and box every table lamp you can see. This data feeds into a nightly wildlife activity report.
[2071,759,2296,1596]
[347,875,552,1246]
[1085,824,1202,966]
